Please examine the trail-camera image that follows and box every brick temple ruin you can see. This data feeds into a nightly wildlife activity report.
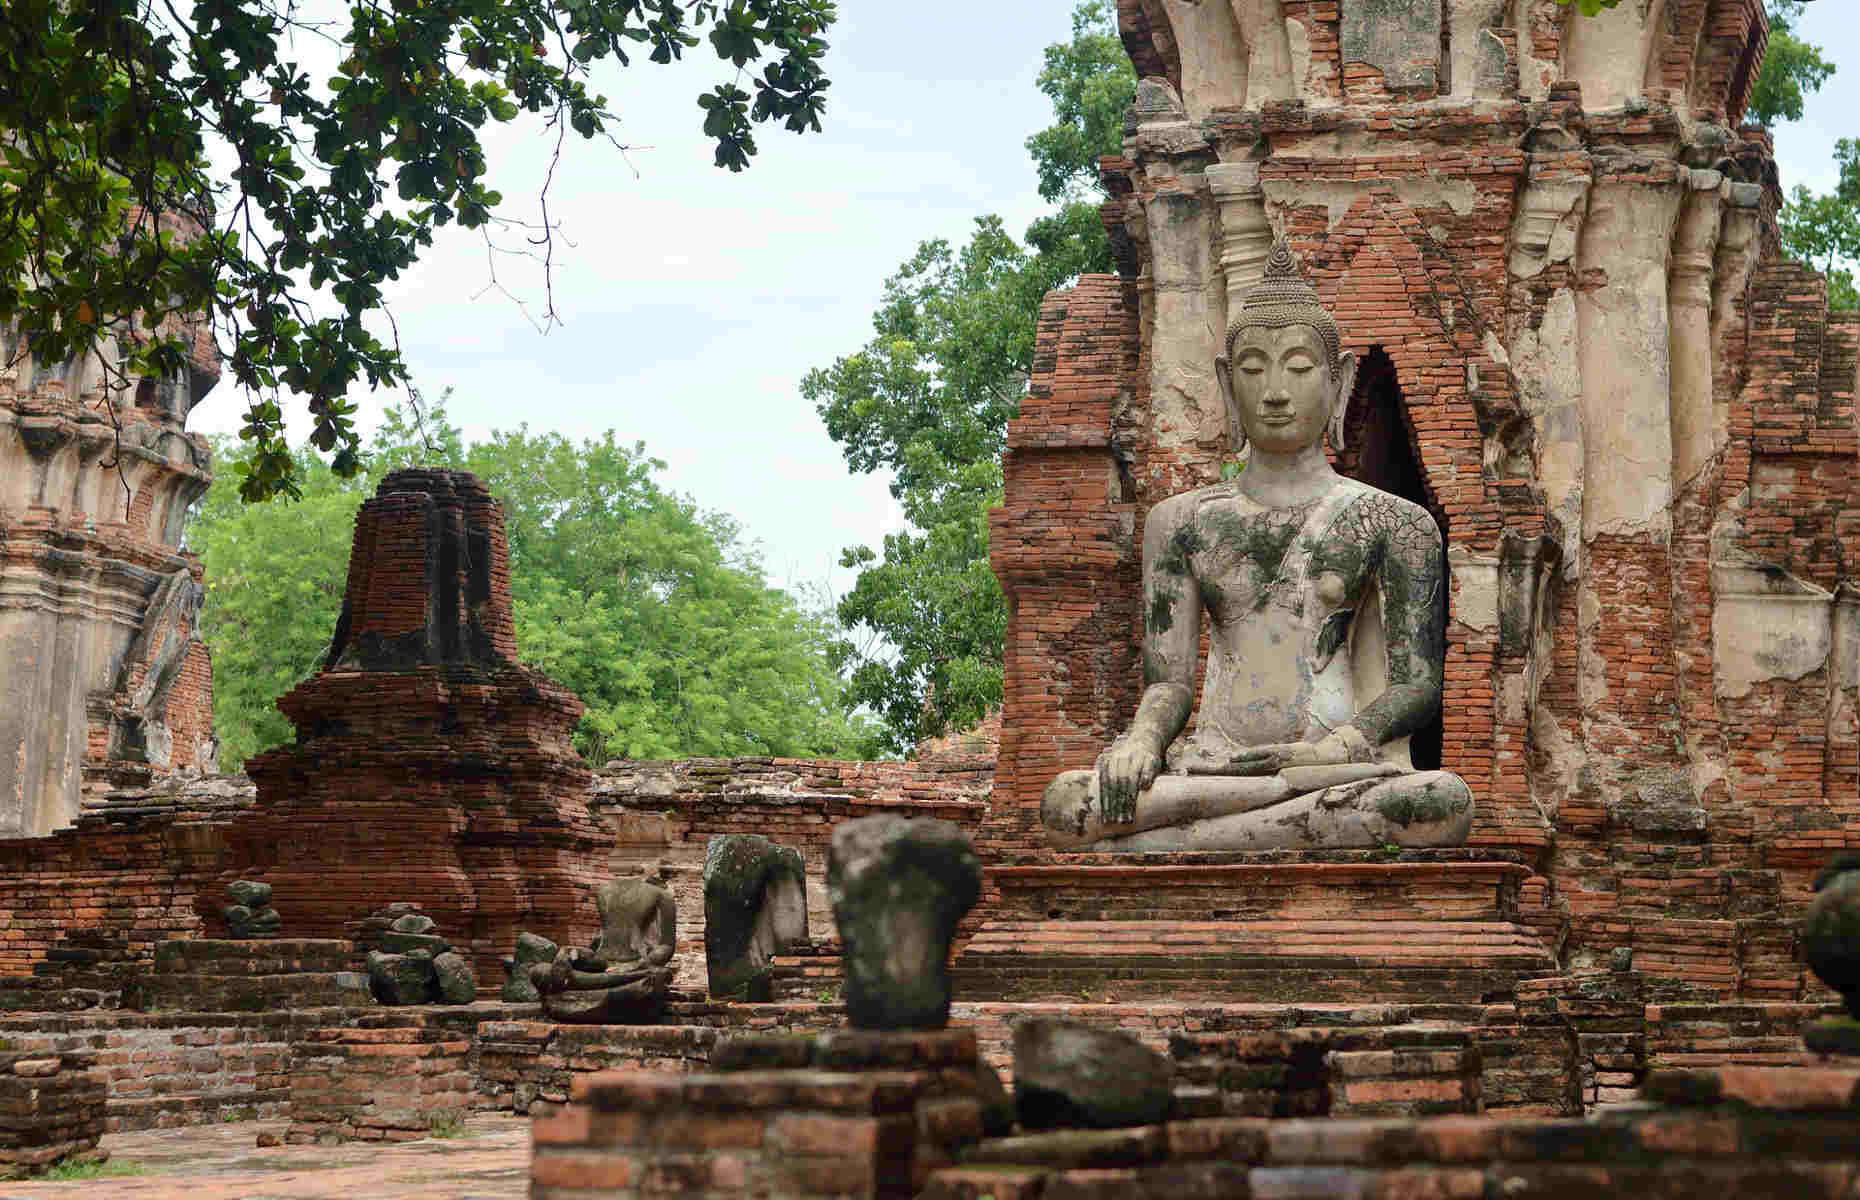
[1,0,1859,1193]
[0,207,220,837]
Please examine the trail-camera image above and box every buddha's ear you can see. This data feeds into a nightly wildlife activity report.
[1329,350,1359,451]
[1215,352,1241,438]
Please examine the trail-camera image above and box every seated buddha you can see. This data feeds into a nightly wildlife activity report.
[1041,243,1473,852]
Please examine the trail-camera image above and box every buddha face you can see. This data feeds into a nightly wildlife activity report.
[1223,324,1336,455]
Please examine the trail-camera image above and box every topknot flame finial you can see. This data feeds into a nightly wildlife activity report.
[1263,241,1298,281]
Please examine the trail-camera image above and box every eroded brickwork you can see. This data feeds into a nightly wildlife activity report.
[995,0,1860,1001]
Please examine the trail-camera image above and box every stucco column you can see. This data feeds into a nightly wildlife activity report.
[1709,184,1766,461]
[1562,0,1661,111]
[1506,167,1592,565]
[1207,161,1273,328]
[1668,170,1724,491]
[1571,170,1688,797]
[1143,170,1224,473]
[1575,175,1684,537]
[1157,0,1249,117]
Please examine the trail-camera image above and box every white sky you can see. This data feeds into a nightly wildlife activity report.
[187,2,1859,601]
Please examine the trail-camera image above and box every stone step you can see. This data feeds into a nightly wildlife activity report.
[151,939,356,975]
[952,917,1555,1004]
[131,971,371,1013]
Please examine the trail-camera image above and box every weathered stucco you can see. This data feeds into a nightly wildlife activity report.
[1712,566,1834,700]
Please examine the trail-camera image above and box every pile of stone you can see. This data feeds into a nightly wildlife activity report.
[361,908,476,1006]
[221,880,281,938]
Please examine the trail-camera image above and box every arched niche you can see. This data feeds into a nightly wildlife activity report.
[1335,346,1447,772]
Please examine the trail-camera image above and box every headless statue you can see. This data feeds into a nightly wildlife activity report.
[1042,243,1474,852]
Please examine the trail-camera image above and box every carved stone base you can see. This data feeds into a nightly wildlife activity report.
[951,851,1555,1003]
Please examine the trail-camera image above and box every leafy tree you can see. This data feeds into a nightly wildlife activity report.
[1026,1,1137,204]
[1781,139,1860,309]
[191,400,878,770]
[806,2,1133,752]
[1747,1,1835,126]
[2,0,835,502]
[460,425,879,761]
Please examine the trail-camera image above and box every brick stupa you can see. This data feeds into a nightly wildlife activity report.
[230,469,606,988]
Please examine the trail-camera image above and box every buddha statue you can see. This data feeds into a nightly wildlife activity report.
[531,876,677,1023]
[1041,242,1474,852]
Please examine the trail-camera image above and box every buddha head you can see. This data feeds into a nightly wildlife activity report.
[1215,241,1359,458]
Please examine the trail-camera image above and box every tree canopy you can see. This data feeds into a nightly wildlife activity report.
[1746,1,1835,126]
[190,400,879,770]
[804,1,1132,752]
[2,0,835,501]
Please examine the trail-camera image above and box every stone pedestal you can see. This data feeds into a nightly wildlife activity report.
[952,851,1554,1003]
[131,939,369,1012]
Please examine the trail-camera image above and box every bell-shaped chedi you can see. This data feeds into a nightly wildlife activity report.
[226,469,606,987]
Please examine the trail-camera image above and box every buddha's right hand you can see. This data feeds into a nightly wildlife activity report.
[1096,737,1162,825]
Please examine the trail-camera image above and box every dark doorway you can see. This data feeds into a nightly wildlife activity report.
[1334,348,1446,772]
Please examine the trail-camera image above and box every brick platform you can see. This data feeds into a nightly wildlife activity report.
[476,1022,718,1114]
[953,852,1555,1002]
[131,938,370,1012]
[286,1014,474,1143]
[1173,1026,1486,1119]
[771,938,844,1002]
[0,1048,105,1175]
[925,1065,1860,1200]
[532,1030,990,1199]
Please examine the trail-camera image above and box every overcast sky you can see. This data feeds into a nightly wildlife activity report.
[187,3,1860,601]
